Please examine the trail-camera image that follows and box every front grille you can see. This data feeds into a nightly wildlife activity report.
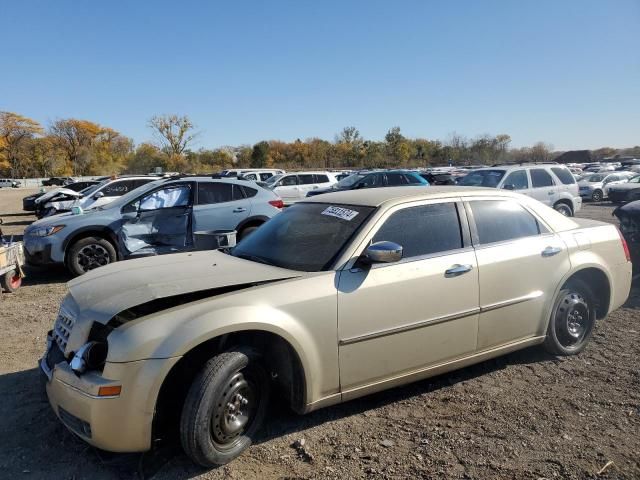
[53,309,75,353]
[59,407,92,438]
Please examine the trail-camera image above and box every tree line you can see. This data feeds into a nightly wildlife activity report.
[1,111,638,178]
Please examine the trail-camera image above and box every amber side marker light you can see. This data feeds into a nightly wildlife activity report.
[98,386,122,397]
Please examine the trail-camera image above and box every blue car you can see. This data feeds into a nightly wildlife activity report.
[24,177,284,276]
[306,169,428,197]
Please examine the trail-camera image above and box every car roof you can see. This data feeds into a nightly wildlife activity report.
[302,186,525,207]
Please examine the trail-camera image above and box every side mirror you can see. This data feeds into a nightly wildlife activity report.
[503,184,515,190]
[364,241,403,264]
[93,191,105,200]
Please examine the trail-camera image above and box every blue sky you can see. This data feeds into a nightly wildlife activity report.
[2,0,638,150]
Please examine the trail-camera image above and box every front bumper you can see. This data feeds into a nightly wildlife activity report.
[40,334,179,452]
[23,234,63,265]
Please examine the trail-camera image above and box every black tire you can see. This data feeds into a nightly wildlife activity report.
[1,269,22,293]
[591,190,603,202]
[238,224,261,241]
[543,280,596,356]
[553,202,573,217]
[66,236,117,276]
[180,350,270,467]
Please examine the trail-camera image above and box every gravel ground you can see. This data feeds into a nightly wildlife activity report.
[1,188,639,480]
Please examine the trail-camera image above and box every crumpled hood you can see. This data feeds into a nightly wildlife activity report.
[36,188,81,204]
[67,250,301,324]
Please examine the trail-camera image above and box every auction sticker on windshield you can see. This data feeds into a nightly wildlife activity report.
[321,206,359,221]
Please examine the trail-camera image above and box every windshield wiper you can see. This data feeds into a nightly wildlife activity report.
[234,252,276,267]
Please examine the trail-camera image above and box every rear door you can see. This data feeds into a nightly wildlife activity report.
[528,168,557,206]
[297,174,316,197]
[192,181,251,232]
[119,183,193,255]
[467,199,571,350]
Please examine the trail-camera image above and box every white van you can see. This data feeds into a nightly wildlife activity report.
[238,170,284,182]
[264,171,338,205]
[221,168,285,179]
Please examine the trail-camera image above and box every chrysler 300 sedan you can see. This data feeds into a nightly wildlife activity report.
[40,187,632,467]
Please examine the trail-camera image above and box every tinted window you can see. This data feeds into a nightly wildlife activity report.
[373,203,463,259]
[503,170,528,190]
[314,174,329,183]
[241,186,258,198]
[259,173,273,181]
[551,167,576,185]
[298,174,315,185]
[358,174,380,188]
[103,180,138,197]
[385,173,406,186]
[470,200,542,244]
[280,175,298,186]
[530,169,554,188]
[404,173,423,184]
[197,183,234,205]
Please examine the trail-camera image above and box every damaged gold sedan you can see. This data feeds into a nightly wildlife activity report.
[41,187,632,466]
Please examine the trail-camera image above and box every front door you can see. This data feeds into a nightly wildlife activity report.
[274,175,300,204]
[466,199,571,350]
[337,200,479,396]
[119,183,193,256]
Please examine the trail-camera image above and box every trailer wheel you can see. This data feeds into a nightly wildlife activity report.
[1,269,22,293]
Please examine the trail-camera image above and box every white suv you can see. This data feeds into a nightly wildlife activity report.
[0,178,20,188]
[264,171,338,205]
[459,163,581,216]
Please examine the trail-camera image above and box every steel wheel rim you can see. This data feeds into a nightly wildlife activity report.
[555,292,591,349]
[592,191,602,202]
[211,371,258,449]
[77,244,111,272]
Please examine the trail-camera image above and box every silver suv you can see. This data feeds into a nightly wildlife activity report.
[459,163,581,216]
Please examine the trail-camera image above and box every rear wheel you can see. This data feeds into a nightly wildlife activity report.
[591,190,603,202]
[544,280,596,356]
[66,236,117,276]
[180,350,270,467]
[1,269,22,293]
[553,202,573,217]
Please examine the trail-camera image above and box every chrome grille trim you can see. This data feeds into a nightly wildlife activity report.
[52,309,75,353]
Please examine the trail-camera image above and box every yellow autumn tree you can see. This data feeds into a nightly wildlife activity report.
[0,111,44,177]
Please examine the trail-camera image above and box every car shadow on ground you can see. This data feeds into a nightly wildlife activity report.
[0,212,33,217]
[22,265,72,286]
[0,345,559,479]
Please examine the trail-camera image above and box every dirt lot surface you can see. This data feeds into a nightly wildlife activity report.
[1,188,639,480]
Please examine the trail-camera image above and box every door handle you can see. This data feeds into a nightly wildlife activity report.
[233,207,247,213]
[541,246,562,257]
[548,191,554,195]
[445,264,473,277]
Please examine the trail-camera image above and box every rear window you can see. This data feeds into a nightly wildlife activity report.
[241,186,258,198]
[298,174,315,185]
[404,173,424,184]
[551,167,576,185]
[459,170,506,188]
[470,200,543,244]
[314,174,330,183]
[197,182,244,204]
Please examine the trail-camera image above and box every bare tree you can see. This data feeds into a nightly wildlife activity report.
[148,114,198,156]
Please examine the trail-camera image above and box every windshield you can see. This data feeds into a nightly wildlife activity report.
[336,173,366,188]
[584,174,606,183]
[264,174,283,186]
[458,170,506,187]
[233,202,375,271]
[79,183,103,195]
[628,176,640,184]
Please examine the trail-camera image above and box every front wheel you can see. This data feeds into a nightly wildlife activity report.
[591,190,603,202]
[543,281,596,356]
[66,236,117,276]
[553,202,573,217]
[180,350,270,467]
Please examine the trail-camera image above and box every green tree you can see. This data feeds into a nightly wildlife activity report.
[251,141,270,168]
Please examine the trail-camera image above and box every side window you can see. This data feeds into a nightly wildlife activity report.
[385,173,405,186]
[103,180,136,197]
[298,174,315,185]
[530,169,554,188]
[244,174,257,181]
[502,170,529,190]
[259,173,273,181]
[232,185,245,200]
[603,175,617,184]
[139,185,191,210]
[314,174,329,183]
[470,200,542,245]
[280,175,298,186]
[551,167,576,185]
[404,174,423,184]
[372,203,463,259]
[358,174,379,188]
[197,183,234,205]
[241,186,258,198]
